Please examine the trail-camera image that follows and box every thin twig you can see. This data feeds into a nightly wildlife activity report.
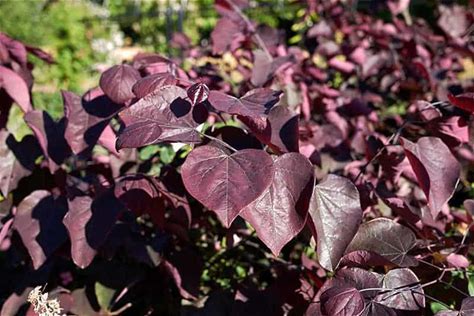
[227,0,273,60]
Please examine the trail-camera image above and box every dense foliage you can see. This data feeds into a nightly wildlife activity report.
[0,0,473,315]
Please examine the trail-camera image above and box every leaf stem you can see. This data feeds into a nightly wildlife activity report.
[199,132,238,152]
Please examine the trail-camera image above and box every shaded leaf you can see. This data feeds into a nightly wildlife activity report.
[99,64,140,104]
[309,175,362,271]
[448,93,474,113]
[346,218,418,267]
[24,110,71,173]
[240,105,299,153]
[320,286,364,316]
[240,153,314,255]
[62,90,110,156]
[0,132,40,197]
[13,190,68,269]
[163,247,203,300]
[401,137,460,218]
[64,190,125,269]
[117,85,206,149]
[208,88,282,118]
[181,145,274,227]
[114,174,165,228]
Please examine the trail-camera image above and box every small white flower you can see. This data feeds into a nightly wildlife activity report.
[27,286,63,316]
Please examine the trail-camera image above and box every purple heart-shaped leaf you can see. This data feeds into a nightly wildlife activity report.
[99,64,140,104]
[401,137,460,219]
[309,174,362,271]
[240,152,313,255]
[181,145,274,227]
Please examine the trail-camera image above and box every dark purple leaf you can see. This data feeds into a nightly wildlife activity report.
[64,196,96,269]
[114,174,164,227]
[99,64,141,104]
[401,137,460,219]
[181,145,274,227]
[0,65,31,112]
[132,72,177,99]
[320,286,364,316]
[0,132,40,197]
[24,110,71,173]
[13,190,68,269]
[163,247,203,300]
[375,268,425,311]
[339,250,394,268]
[117,85,206,149]
[208,88,282,118]
[240,105,299,153]
[448,93,474,113]
[25,45,54,64]
[0,287,31,316]
[309,175,362,271]
[64,190,125,269]
[240,153,314,255]
[187,82,209,105]
[62,90,110,156]
[346,218,418,267]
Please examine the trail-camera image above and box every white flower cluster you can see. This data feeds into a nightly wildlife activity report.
[27,286,63,316]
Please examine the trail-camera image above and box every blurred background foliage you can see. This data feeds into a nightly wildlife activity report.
[0,0,303,119]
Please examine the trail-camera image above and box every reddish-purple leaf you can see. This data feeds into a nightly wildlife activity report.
[187,82,209,105]
[163,247,203,300]
[0,287,32,316]
[181,145,274,227]
[132,72,177,99]
[211,18,245,54]
[25,44,54,64]
[339,250,394,268]
[240,105,299,153]
[309,175,362,271]
[99,64,141,104]
[208,88,282,118]
[375,268,425,310]
[64,196,96,269]
[346,218,418,267]
[117,85,206,149]
[401,137,460,219]
[448,93,474,113]
[62,90,110,156]
[0,132,40,197]
[0,65,31,112]
[320,286,364,316]
[251,50,293,87]
[13,190,68,269]
[114,174,165,227]
[64,190,125,269]
[24,110,71,173]
[240,153,314,256]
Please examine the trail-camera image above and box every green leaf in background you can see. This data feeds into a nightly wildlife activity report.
[430,302,448,314]
[95,282,116,312]
[468,272,474,296]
